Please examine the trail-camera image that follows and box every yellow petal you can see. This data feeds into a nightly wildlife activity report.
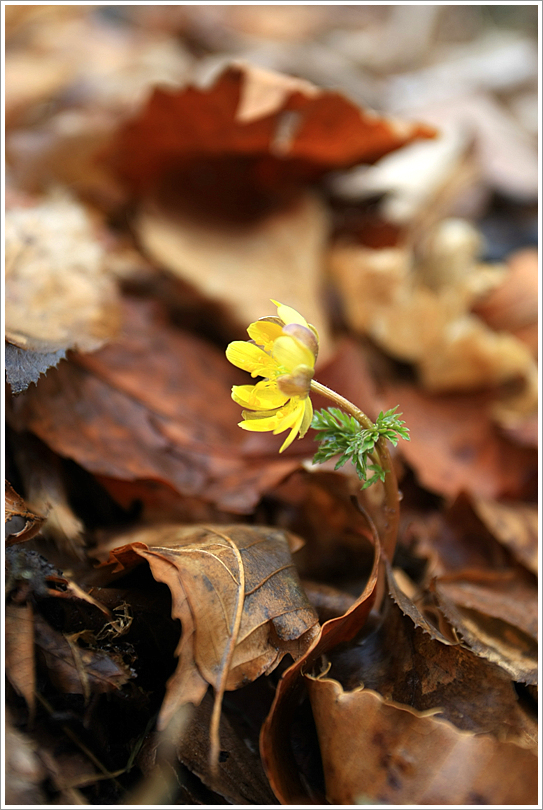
[247,320,283,351]
[278,400,306,452]
[232,383,288,409]
[271,299,309,328]
[226,341,276,376]
[273,335,315,373]
[299,396,314,439]
[238,412,282,432]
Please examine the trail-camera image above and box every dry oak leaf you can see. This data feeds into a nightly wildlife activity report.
[305,678,537,806]
[110,62,436,194]
[98,524,320,729]
[5,193,120,392]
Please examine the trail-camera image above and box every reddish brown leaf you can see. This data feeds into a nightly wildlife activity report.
[110,62,436,195]
[379,384,537,500]
[260,508,381,803]
[6,295,299,514]
[324,566,537,749]
[306,678,537,805]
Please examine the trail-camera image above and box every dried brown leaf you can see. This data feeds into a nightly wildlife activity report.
[379,385,537,500]
[5,601,36,714]
[99,524,319,730]
[324,565,537,749]
[5,194,121,392]
[5,480,44,545]
[306,678,537,805]
[472,496,538,574]
[431,576,537,684]
[34,614,133,696]
[6,295,299,514]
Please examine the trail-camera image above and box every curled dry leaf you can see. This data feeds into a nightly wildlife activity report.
[98,524,319,729]
[305,678,537,806]
[430,574,537,684]
[5,480,44,545]
[303,564,538,805]
[260,509,381,803]
[5,193,121,392]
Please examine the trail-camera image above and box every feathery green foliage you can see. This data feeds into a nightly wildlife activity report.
[311,406,410,489]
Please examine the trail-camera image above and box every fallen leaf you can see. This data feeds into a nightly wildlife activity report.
[98,524,319,729]
[5,193,121,391]
[324,565,537,749]
[378,385,537,500]
[136,190,335,360]
[5,480,44,545]
[175,689,278,804]
[6,295,299,514]
[431,575,537,684]
[305,678,537,805]
[108,61,435,355]
[5,602,36,715]
[260,506,381,803]
[329,222,537,397]
[471,495,538,574]
[110,62,436,194]
[34,614,133,696]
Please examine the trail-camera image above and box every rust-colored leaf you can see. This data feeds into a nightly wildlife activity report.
[260,502,381,803]
[325,566,537,748]
[110,62,436,195]
[305,678,537,805]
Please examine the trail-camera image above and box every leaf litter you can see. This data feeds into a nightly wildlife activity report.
[4,5,538,806]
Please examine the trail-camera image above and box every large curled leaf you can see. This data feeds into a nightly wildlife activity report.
[99,524,320,728]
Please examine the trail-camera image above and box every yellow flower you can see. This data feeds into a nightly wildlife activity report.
[226,300,319,452]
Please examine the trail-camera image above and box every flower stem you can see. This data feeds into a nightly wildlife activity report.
[309,379,400,563]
